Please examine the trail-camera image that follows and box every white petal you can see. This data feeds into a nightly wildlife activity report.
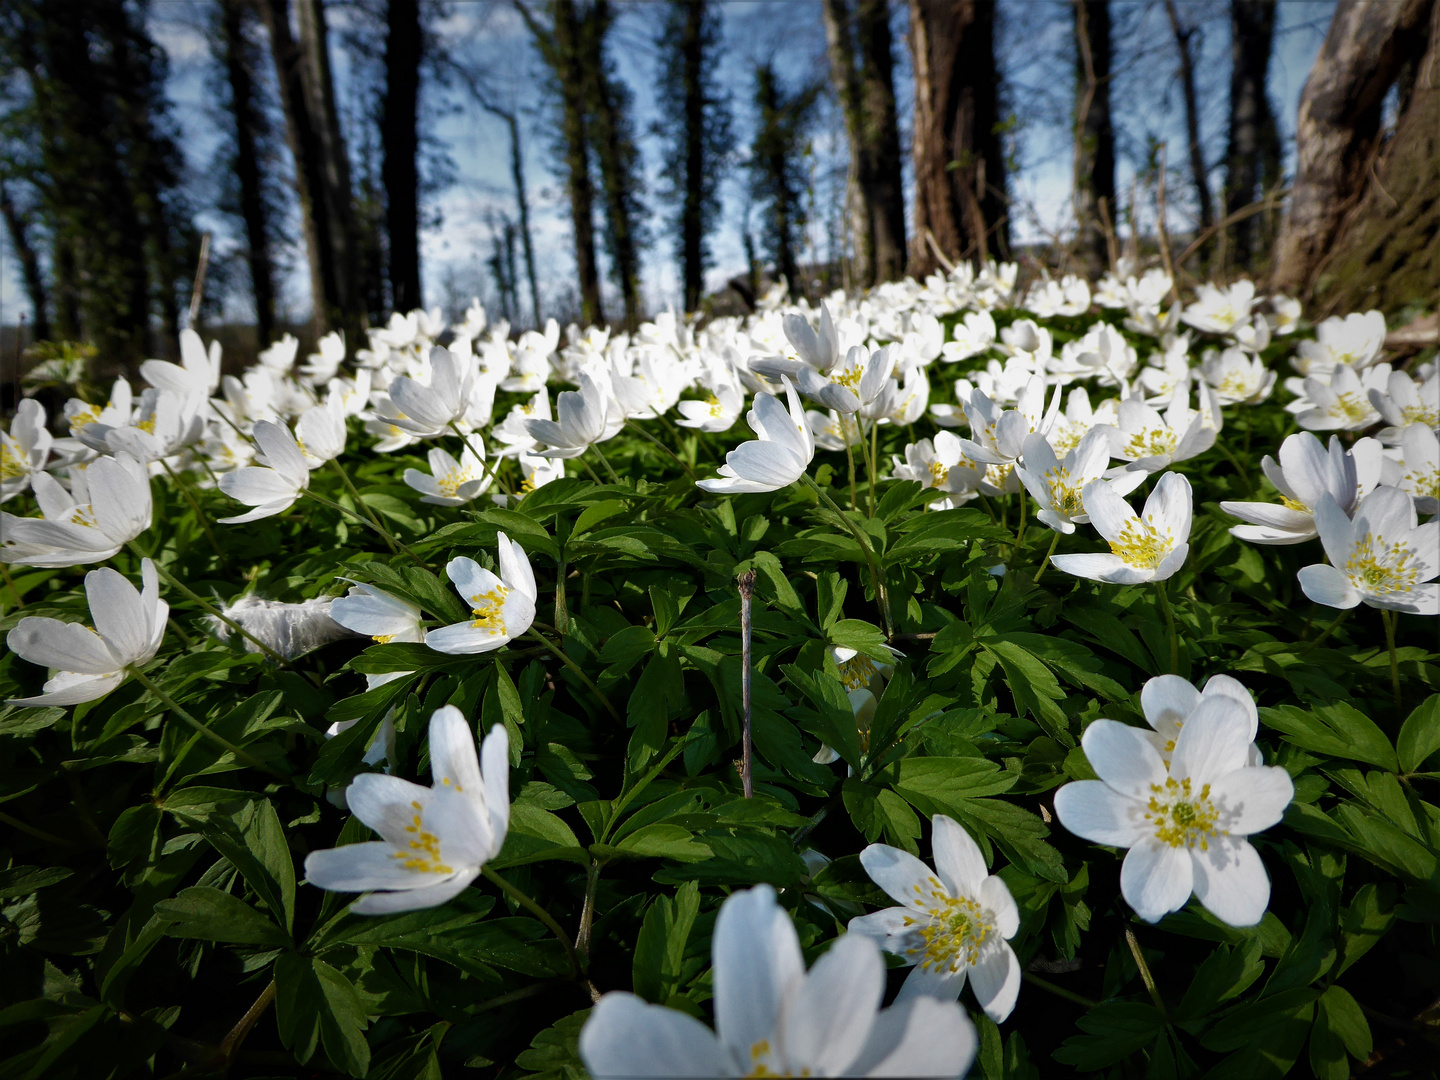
[1169,696,1255,787]
[428,705,484,797]
[1050,552,1143,582]
[216,499,297,524]
[849,996,977,1078]
[220,466,299,506]
[713,885,804,1062]
[1140,675,1200,734]
[423,788,494,868]
[1190,837,1270,926]
[1080,720,1168,799]
[252,420,309,485]
[425,621,509,654]
[980,876,1020,938]
[1210,766,1293,835]
[1144,472,1193,537]
[781,934,883,1076]
[968,943,1021,1023]
[88,455,151,541]
[1298,563,1361,609]
[349,869,479,914]
[10,670,125,707]
[894,962,966,1003]
[1054,780,1148,846]
[8,617,121,675]
[85,567,147,664]
[860,844,948,911]
[304,841,441,893]
[344,773,435,846]
[1121,839,1194,922]
[480,723,511,843]
[1080,479,1137,544]
[497,533,537,599]
[931,814,987,898]
[580,993,728,1080]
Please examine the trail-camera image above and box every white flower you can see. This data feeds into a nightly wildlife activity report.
[1181,280,1256,335]
[426,533,538,653]
[303,707,510,914]
[63,377,133,441]
[1103,384,1219,473]
[330,583,425,689]
[1293,310,1387,377]
[326,710,396,774]
[1382,423,1439,515]
[1,399,52,502]
[941,310,997,363]
[1054,695,1293,926]
[1369,367,1439,444]
[994,318,1052,368]
[140,329,222,402]
[515,452,564,497]
[883,362,931,425]
[1047,387,1117,455]
[1055,322,1139,388]
[0,454,153,567]
[891,432,980,509]
[1017,429,1143,535]
[77,387,203,464]
[849,815,1021,1022]
[580,884,977,1079]
[697,377,815,494]
[786,344,898,416]
[404,445,491,506]
[217,420,310,523]
[1267,294,1301,336]
[1298,487,1439,614]
[525,371,611,459]
[1221,432,1383,545]
[258,333,300,374]
[958,375,1061,467]
[294,400,347,467]
[207,596,347,659]
[813,687,878,765]
[1024,274,1090,318]
[1050,472,1192,584]
[1290,364,1388,431]
[7,558,167,706]
[300,331,348,385]
[1137,673,1261,767]
[677,381,744,433]
[808,408,864,452]
[783,301,842,372]
[1201,347,1275,405]
[383,347,476,436]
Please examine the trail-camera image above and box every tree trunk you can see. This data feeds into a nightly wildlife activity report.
[1072,0,1115,276]
[258,0,358,338]
[0,182,51,342]
[1164,0,1214,248]
[219,0,277,345]
[906,0,1008,276]
[382,0,422,313]
[504,111,543,329]
[1307,0,1439,313]
[680,0,706,311]
[1223,0,1279,271]
[1272,0,1434,299]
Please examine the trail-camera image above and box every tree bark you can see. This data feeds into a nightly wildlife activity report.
[679,0,706,311]
[0,181,51,341]
[1272,0,1434,299]
[258,0,359,337]
[1223,0,1279,271]
[906,0,1008,277]
[382,0,422,313]
[218,0,277,345]
[1164,0,1214,246]
[1072,0,1115,276]
[1309,0,1439,314]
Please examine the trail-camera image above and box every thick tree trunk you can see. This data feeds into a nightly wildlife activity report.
[752,64,803,294]
[258,0,359,337]
[1272,0,1434,299]
[906,0,1008,277]
[1223,0,1279,270]
[0,182,51,342]
[382,0,422,313]
[1164,0,1214,245]
[1072,0,1115,276]
[219,0,276,345]
[679,0,706,312]
[1310,0,1439,313]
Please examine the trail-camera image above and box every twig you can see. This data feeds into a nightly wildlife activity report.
[924,229,956,274]
[188,232,212,328]
[1154,143,1179,304]
[738,569,757,799]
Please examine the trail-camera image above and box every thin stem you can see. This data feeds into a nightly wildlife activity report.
[481,865,581,978]
[0,810,77,848]
[466,981,562,1015]
[219,980,276,1064]
[1154,579,1179,673]
[129,665,291,781]
[1383,608,1402,710]
[1303,607,1350,651]
[1034,530,1063,584]
[302,489,425,567]
[575,858,602,968]
[449,421,513,496]
[1213,437,1255,496]
[327,458,397,554]
[738,570,757,799]
[0,560,23,609]
[591,442,623,484]
[627,417,696,480]
[1024,973,1097,1010]
[136,549,287,664]
[802,474,893,639]
[577,455,605,485]
[843,435,859,511]
[1126,925,1167,1016]
[160,460,223,558]
[526,627,622,722]
[1015,489,1028,548]
[867,418,880,517]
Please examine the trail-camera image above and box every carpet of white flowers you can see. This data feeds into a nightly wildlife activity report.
[1,263,1437,1079]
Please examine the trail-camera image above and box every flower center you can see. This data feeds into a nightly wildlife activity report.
[1145,777,1224,849]
[1045,467,1083,515]
[838,653,878,692]
[394,803,455,874]
[1123,427,1178,459]
[927,460,950,487]
[1280,495,1309,512]
[1334,392,1373,423]
[907,887,995,972]
[1400,403,1439,426]
[1344,530,1422,595]
[0,444,23,479]
[372,633,395,644]
[1109,519,1171,568]
[745,1039,809,1078]
[832,365,863,391]
[136,417,156,434]
[69,404,103,432]
[471,584,510,632]
[438,466,475,498]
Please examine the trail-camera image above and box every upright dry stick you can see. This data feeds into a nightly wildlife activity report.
[737,569,757,799]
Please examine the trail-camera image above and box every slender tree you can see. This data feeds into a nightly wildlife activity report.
[907,0,1008,276]
[749,62,819,295]
[1164,0,1213,248]
[1072,0,1115,275]
[1222,0,1281,270]
[382,0,423,312]
[821,0,906,285]
[654,0,731,313]
[0,181,50,341]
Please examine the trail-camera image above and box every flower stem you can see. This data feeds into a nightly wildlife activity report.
[1024,973,1097,1009]
[302,488,426,567]
[128,664,291,781]
[526,627,622,722]
[1303,607,1350,650]
[1034,530,1062,584]
[738,569,757,799]
[449,421,513,496]
[867,418,880,517]
[326,459,398,555]
[1125,925,1167,1016]
[802,474,893,639]
[160,460,224,558]
[135,549,287,664]
[481,865,581,979]
[1154,579,1179,673]
[627,417,696,480]
[0,560,24,609]
[591,442,623,484]
[218,979,277,1064]
[1382,608,1402,709]
[843,436,859,511]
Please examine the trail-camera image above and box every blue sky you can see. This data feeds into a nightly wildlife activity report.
[0,0,1337,332]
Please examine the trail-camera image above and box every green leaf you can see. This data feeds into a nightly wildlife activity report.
[1397,693,1440,772]
[827,618,891,662]
[609,823,712,862]
[1316,985,1370,1061]
[1173,940,1264,1020]
[628,651,684,770]
[1053,1002,1165,1069]
[1260,703,1398,771]
[1200,986,1320,1052]
[154,887,289,947]
[892,756,1019,811]
[274,953,371,1077]
[633,880,700,1004]
[0,866,73,899]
